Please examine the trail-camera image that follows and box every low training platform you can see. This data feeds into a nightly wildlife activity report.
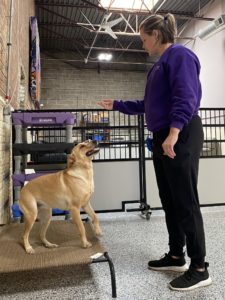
[0,220,117,298]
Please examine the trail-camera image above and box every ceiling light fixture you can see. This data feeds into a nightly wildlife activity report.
[99,0,159,10]
[98,53,113,61]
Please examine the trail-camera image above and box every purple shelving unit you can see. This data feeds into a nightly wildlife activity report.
[12,112,75,126]
[12,171,56,187]
[12,112,75,144]
[12,111,74,220]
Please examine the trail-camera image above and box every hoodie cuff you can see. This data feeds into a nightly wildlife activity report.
[170,120,184,131]
[113,100,120,111]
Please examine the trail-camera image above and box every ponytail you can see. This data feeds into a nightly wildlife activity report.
[140,13,177,43]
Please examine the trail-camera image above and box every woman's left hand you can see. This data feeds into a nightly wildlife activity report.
[162,127,180,159]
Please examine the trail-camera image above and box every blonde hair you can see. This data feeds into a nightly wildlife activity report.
[140,13,177,43]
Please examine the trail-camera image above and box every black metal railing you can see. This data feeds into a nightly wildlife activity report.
[13,108,225,162]
[12,108,225,214]
[199,108,225,158]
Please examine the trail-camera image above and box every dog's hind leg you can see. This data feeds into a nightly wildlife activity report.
[83,203,103,236]
[38,206,58,249]
[70,207,92,248]
[19,196,38,254]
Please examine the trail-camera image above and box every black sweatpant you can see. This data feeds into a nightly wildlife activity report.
[152,115,206,268]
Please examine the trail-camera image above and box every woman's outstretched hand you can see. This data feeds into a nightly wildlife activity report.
[97,99,114,110]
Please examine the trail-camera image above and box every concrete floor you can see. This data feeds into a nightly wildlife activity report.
[0,206,224,300]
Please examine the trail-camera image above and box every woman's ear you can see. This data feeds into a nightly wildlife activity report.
[152,29,160,41]
[152,29,159,38]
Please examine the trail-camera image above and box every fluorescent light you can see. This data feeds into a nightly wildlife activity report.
[98,53,113,61]
[99,0,158,10]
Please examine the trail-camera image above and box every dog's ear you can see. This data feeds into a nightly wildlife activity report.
[67,152,76,168]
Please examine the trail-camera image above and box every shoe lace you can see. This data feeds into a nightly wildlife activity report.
[183,269,192,281]
[160,253,169,260]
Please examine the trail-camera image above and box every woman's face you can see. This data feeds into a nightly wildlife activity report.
[140,28,160,56]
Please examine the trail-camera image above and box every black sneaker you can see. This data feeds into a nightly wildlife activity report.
[169,262,212,291]
[148,253,188,272]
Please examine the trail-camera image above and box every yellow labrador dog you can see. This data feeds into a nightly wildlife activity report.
[19,140,102,254]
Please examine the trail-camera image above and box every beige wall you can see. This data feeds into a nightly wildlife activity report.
[41,54,147,110]
[0,0,35,224]
[182,0,225,107]
[146,158,225,208]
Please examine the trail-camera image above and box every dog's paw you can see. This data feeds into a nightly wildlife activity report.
[83,240,92,248]
[95,228,103,237]
[26,247,35,254]
[44,242,59,249]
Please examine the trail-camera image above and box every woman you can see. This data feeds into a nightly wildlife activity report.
[98,13,212,291]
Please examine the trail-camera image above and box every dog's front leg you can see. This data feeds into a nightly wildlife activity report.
[39,206,58,249]
[70,207,92,248]
[83,203,103,236]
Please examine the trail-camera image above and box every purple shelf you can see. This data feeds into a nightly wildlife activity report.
[12,112,75,126]
[12,171,57,187]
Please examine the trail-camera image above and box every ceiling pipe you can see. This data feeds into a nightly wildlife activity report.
[81,0,106,11]
[154,0,167,13]
[84,46,146,53]
[89,30,195,40]
[41,57,153,65]
[99,9,214,21]
[36,0,106,11]
[36,2,214,21]
[39,21,197,40]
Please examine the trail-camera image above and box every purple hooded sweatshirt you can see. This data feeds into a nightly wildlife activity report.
[113,44,202,132]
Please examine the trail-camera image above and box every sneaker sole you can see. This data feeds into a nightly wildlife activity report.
[168,277,212,291]
[148,263,189,272]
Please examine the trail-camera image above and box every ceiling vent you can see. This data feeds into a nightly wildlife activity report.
[198,14,225,40]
